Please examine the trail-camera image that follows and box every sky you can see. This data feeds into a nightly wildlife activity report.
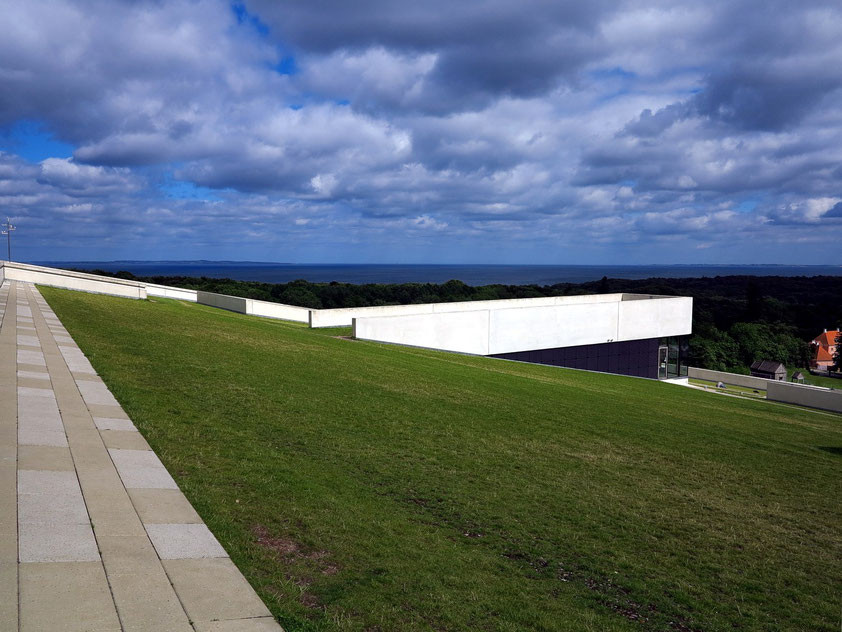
[1,0,841,264]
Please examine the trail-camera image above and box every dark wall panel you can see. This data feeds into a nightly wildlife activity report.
[491,338,660,379]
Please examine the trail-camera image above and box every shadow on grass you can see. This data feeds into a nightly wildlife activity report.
[816,446,842,456]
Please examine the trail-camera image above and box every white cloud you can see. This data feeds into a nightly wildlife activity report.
[0,0,841,262]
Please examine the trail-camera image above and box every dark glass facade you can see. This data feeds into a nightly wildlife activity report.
[492,336,689,380]
[491,338,660,379]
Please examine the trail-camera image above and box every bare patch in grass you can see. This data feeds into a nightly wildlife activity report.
[252,524,341,579]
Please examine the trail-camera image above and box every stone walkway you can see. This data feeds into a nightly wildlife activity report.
[0,280,283,631]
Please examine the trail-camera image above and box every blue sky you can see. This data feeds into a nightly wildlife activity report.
[1,0,841,264]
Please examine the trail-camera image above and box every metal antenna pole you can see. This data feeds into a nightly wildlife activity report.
[1,218,15,261]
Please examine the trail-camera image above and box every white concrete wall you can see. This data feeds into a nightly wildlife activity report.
[145,283,198,302]
[195,291,309,323]
[618,296,693,341]
[0,262,5,285]
[688,367,770,390]
[488,302,619,355]
[354,295,692,356]
[247,298,310,323]
[311,293,625,328]
[354,311,491,355]
[1,261,146,299]
[767,381,842,413]
[196,291,248,313]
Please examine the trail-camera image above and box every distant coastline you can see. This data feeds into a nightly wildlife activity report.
[35,261,842,286]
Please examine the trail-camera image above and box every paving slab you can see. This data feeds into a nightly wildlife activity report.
[109,569,196,632]
[94,415,138,431]
[194,619,285,632]
[78,481,148,538]
[19,561,121,632]
[19,522,100,562]
[109,448,179,489]
[17,348,45,366]
[0,564,15,631]
[87,403,131,419]
[78,379,121,406]
[18,444,75,471]
[0,467,16,536]
[97,536,196,631]
[163,557,274,623]
[147,523,228,559]
[18,469,82,495]
[17,334,40,347]
[17,362,49,373]
[18,376,52,389]
[60,346,98,375]
[18,490,91,525]
[18,385,55,399]
[101,429,151,450]
[128,488,203,524]
[16,370,48,380]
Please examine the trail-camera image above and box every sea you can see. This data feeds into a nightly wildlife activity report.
[35,262,842,286]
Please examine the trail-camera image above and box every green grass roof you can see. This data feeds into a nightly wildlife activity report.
[41,286,842,632]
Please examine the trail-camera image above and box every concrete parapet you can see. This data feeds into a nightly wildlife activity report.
[196,291,309,323]
[196,291,248,314]
[687,367,771,390]
[0,261,146,299]
[247,298,309,323]
[312,293,627,328]
[145,283,198,302]
[767,380,842,413]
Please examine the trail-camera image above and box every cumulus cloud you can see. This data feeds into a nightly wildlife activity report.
[0,0,841,263]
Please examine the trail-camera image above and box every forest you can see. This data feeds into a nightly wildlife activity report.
[82,269,842,374]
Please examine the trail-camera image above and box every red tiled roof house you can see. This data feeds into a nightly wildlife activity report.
[810,329,839,370]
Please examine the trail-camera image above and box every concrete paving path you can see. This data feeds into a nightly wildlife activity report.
[1,280,283,631]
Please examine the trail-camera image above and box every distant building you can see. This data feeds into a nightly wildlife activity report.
[810,329,839,370]
[791,371,804,382]
[750,360,786,380]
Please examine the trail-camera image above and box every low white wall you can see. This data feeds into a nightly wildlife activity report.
[145,283,197,302]
[688,367,770,390]
[196,291,309,323]
[247,298,310,323]
[767,381,842,413]
[197,291,248,313]
[354,295,692,356]
[2,261,146,299]
[311,293,624,328]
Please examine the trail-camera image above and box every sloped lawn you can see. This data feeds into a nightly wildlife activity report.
[42,287,842,632]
